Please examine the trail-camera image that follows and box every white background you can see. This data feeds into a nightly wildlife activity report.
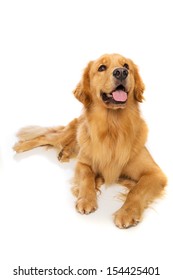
[0,0,173,279]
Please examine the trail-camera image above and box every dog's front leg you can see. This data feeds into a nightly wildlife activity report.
[74,162,97,214]
[113,148,167,228]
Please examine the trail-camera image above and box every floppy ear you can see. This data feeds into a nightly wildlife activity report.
[132,62,145,102]
[73,61,93,107]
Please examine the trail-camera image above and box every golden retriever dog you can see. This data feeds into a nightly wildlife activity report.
[14,53,167,228]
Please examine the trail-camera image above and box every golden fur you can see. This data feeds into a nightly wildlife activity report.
[14,53,167,228]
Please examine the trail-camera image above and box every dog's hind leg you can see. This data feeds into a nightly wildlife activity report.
[13,118,79,162]
[13,126,65,152]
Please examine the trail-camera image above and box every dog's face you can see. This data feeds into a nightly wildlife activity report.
[74,54,145,110]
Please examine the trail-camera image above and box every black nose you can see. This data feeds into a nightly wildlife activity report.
[113,67,128,81]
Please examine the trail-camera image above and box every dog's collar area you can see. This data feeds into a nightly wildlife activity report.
[101,84,128,105]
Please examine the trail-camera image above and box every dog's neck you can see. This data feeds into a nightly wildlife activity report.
[84,102,143,147]
[86,102,140,137]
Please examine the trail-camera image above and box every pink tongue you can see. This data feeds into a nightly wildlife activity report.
[112,90,127,102]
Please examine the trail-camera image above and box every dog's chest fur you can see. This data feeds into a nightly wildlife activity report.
[91,116,133,184]
[78,108,136,185]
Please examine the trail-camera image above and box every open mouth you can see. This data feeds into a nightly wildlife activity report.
[101,85,128,105]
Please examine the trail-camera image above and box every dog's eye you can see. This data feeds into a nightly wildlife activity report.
[98,65,107,72]
[123,63,129,70]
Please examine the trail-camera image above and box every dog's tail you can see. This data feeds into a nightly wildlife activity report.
[13,118,79,162]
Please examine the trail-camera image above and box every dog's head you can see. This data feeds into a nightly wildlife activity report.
[73,54,145,110]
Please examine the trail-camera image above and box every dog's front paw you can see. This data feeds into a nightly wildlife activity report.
[113,207,141,229]
[76,198,98,214]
